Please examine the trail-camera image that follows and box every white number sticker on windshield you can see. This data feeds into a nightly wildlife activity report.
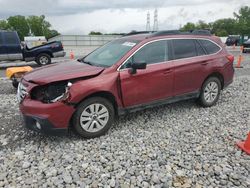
[122,42,136,47]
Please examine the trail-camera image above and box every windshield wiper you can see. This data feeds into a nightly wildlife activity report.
[78,58,93,66]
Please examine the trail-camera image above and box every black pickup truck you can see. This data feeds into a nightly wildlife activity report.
[0,30,65,65]
[243,39,250,53]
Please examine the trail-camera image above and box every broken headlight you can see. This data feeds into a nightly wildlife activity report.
[31,81,72,103]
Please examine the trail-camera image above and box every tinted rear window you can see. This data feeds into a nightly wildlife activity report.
[195,40,206,56]
[172,39,196,59]
[199,39,221,54]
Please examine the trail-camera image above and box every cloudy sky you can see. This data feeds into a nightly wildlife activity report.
[0,0,249,34]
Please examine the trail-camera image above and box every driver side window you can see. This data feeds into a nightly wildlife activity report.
[121,40,168,69]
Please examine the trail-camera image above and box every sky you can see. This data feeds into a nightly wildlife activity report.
[0,0,249,34]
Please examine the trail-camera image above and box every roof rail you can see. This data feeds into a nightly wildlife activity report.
[150,29,212,37]
[123,31,155,37]
[191,29,211,36]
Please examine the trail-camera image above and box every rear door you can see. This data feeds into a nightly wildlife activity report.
[171,39,207,96]
[119,40,175,107]
[0,32,8,61]
[3,32,22,60]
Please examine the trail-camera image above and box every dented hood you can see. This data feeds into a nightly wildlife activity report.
[23,60,104,85]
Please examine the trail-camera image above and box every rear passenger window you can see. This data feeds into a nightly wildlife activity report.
[4,32,18,45]
[199,39,221,54]
[195,40,206,56]
[172,39,196,59]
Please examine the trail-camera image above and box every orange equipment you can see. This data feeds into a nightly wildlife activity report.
[237,132,250,155]
[70,50,75,60]
[6,66,33,88]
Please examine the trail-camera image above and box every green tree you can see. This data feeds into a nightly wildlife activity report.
[27,15,59,39]
[7,15,29,40]
[0,15,59,40]
[196,20,211,30]
[234,6,250,35]
[212,18,237,36]
[180,22,196,31]
[89,31,103,35]
[47,29,60,39]
[0,20,10,30]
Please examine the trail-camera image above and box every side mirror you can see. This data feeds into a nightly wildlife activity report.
[129,62,147,74]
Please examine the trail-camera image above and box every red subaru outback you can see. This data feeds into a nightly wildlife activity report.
[18,30,234,138]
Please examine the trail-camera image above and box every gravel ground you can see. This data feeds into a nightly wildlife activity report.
[0,54,249,187]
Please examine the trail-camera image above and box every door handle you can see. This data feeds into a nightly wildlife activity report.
[201,62,208,66]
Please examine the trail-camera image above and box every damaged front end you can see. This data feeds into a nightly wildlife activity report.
[30,81,73,103]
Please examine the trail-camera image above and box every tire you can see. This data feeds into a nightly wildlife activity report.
[12,79,19,88]
[199,77,221,107]
[36,53,51,66]
[73,97,115,138]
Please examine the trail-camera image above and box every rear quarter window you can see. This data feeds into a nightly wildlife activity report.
[199,39,221,54]
[3,32,18,45]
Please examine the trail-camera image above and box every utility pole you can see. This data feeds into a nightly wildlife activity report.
[153,9,158,31]
[146,11,151,31]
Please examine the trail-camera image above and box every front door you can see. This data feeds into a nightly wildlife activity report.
[119,40,174,107]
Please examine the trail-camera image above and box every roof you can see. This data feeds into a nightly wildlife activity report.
[121,30,213,42]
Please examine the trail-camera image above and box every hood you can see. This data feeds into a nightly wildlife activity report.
[244,39,250,44]
[23,60,104,85]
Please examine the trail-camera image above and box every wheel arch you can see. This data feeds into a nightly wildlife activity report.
[203,72,224,89]
[69,91,118,130]
[36,51,53,58]
[74,91,119,115]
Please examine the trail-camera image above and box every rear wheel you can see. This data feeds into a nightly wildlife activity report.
[199,77,221,107]
[73,97,115,138]
[12,78,19,88]
[36,53,51,66]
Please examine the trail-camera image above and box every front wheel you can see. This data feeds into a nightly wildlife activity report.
[73,97,115,138]
[199,77,221,107]
[36,53,51,66]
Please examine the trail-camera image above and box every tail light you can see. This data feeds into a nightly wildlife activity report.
[226,55,234,64]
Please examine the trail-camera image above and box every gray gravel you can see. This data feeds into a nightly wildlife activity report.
[0,54,249,187]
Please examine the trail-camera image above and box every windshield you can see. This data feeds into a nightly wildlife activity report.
[83,39,139,67]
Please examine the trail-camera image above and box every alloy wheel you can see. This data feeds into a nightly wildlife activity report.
[40,56,49,65]
[80,103,109,133]
[204,81,219,103]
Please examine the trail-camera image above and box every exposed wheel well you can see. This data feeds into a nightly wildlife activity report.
[204,72,224,89]
[37,52,53,58]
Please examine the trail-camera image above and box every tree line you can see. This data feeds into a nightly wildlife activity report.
[181,6,250,36]
[1,6,249,39]
[0,15,60,40]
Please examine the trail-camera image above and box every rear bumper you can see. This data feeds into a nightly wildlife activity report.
[20,99,75,135]
[224,78,233,89]
[53,51,66,58]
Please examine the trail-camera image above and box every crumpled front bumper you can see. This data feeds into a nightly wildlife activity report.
[20,99,75,135]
